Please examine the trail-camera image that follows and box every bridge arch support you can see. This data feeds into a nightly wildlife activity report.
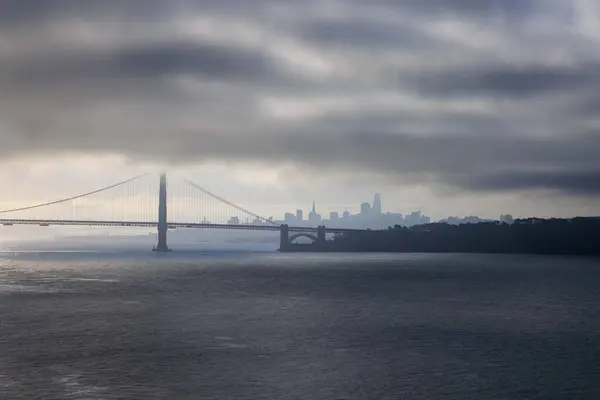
[289,233,319,243]
[279,225,328,252]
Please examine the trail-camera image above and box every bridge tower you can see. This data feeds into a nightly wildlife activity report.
[279,224,289,252]
[153,172,171,252]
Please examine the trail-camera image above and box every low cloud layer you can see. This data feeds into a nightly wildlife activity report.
[1,0,600,197]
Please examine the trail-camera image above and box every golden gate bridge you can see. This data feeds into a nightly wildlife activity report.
[0,172,361,251]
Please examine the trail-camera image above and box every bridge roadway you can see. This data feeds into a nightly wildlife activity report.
[0,219,363,234]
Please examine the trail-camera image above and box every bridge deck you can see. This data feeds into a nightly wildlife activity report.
[0,219,363,233]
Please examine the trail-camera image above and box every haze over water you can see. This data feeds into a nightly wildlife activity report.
[1,231,599,399]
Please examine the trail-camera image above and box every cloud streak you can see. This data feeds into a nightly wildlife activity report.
[1,0,599,197]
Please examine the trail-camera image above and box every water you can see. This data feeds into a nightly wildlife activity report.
[1,245,600,399]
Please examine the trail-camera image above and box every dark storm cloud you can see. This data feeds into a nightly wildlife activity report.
[414,63,600,99]
[348,0,539,20]
[8,124,600,194]
[464,170,600,195]
[297,17,433,49]
[0,0,274,23]
[1,0,599,196]
[0,0,172,24]
[113,42,275,81]
[7,40,281,86]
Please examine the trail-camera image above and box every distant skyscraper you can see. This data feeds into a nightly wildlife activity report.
[360,202,371,217]
[330,212,339,221]
[308,201,321,224]
[296,209,303,222]
[284,213,296,224]
[373,193,382,215]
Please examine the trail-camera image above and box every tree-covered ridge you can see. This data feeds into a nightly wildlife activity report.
[329,217,600,255]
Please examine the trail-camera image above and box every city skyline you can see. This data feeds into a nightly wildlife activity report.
[0,167,580,225]
[280,193,429,229]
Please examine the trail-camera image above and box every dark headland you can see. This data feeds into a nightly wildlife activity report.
[281,217,600,255]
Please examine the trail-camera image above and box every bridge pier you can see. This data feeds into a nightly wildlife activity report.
[279,224,289,252]
[317,225,326,244]
[153,172,171,252]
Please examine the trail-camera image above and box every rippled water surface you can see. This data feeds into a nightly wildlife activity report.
[1,249,599,399]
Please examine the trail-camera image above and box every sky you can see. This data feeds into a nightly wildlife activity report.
[1,0,599,220]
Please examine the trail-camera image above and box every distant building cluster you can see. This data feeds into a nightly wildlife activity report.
[223,193,517,229]
[277,193,431,229]
[226,216,271,226]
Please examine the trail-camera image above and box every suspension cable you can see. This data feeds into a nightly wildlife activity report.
[0,173,149,215]
[183,178,278,225]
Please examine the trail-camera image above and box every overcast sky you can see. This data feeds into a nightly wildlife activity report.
[1,0,599,219]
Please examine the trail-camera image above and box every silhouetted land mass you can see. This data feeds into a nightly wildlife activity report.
[290,217,600,255]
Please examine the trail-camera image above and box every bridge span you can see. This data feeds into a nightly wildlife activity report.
[0,172,364,251]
